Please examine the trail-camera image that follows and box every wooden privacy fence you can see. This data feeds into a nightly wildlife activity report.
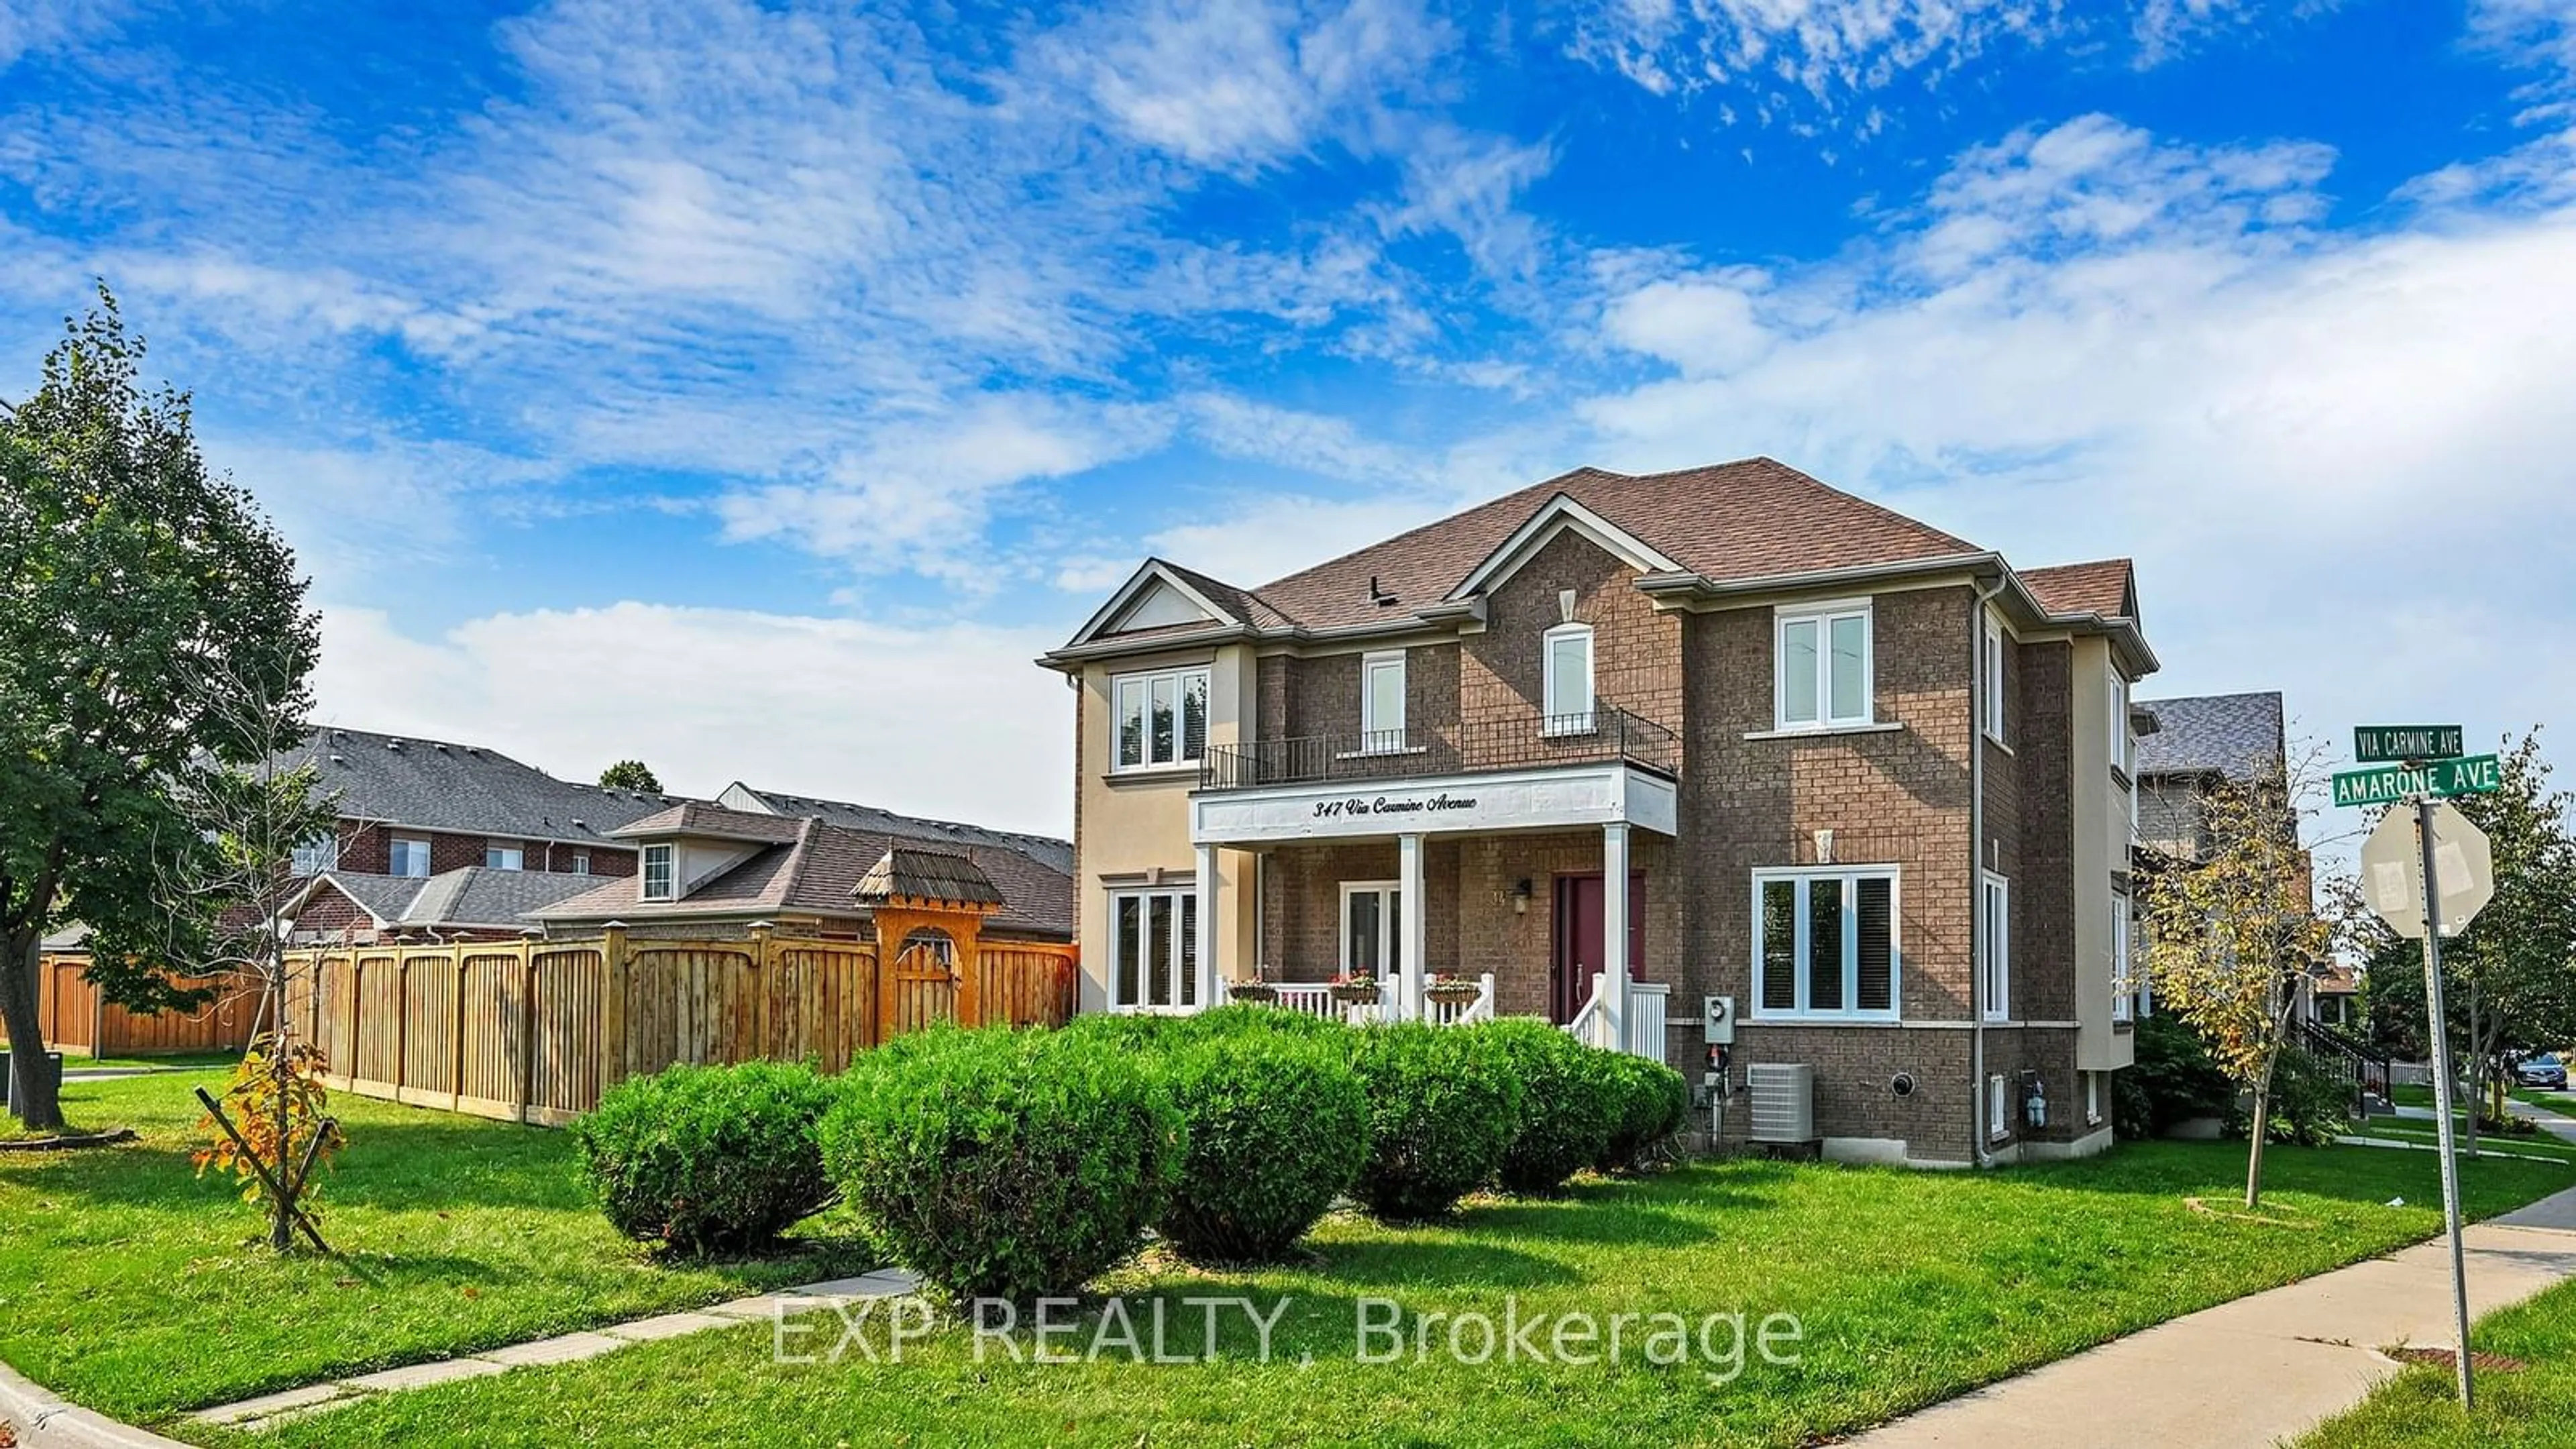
[280,927,1079,1126]
[36,954,258,1057]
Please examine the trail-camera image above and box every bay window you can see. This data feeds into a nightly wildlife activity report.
[1111,888,1198,1010]
[1112,665,1210,771]
[1777,602,1873,730]
[1752,866,1898,1021]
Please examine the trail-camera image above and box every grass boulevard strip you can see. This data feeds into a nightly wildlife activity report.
[9,1073,2573,1447]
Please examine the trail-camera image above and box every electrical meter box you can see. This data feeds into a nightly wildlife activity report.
[1703,995,1736,1044]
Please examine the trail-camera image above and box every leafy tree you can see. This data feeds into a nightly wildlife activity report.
[2139,745,2337,1209]
[598,759,661,794]
[0,287,317,1130]
[2345,730,2576,1152]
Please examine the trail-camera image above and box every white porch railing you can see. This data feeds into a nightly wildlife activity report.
[1220,973,1495,1028]
[1564,972,1671,1060]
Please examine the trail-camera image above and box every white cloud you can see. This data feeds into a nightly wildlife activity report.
[1579,112,2576,755]
[312,602,1074,837]
[1563,0,2065,112]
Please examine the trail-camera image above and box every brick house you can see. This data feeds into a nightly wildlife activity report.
[278,726,674,883]
[1043,458,2157,1167]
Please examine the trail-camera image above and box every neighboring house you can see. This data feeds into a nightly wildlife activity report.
[2310,965,2361,1032]
[529,802,1075,943]
[2130,690,2304,1022]
[275,727,676,883]
[1044,456,2156,1167]
[714,782,1077,874]
[279,867,609,943]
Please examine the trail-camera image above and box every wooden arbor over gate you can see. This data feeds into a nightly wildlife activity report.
[856,846,1006,1044]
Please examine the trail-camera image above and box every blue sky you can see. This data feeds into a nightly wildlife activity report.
[5,0,2574,836]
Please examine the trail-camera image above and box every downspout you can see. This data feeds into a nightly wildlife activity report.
[1970,574,2008,1169]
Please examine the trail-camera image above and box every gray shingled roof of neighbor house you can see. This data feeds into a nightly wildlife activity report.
[718,782,1074,873]
[278,726,680,845]
[306,867,604,929]
[2134,692,2288,782]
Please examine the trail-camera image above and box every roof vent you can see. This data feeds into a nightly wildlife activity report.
[327,753,345,765]
[387,739,403,751]
[1368,574,1398,607]
[433,742,449,752]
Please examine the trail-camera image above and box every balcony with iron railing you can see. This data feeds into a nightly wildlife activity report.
[1197,702,1681,793]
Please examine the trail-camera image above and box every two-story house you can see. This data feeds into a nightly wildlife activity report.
[1043,458,2156,1167]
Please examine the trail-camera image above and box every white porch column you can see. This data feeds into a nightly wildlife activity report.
[1602,822,1631,1051]
[1397,832,1428,1024]
[1195,843,1221,1010]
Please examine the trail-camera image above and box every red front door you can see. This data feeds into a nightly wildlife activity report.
[1550,873,1646,1025]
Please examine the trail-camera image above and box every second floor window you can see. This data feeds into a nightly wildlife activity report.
[641,843,675,900]
[486,843,525,871]
[1543,623,1594,733]
[388,836,431,878]
[568,851,590,875]
[1113,665,1209,771]
[2108,672,2133,775]
[290,834,339,877]
[1778,603,1873,730]
[1984,611,2008,743]
[1360,650,1406,751]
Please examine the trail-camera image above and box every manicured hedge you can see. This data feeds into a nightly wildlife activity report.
[1594,1049,1692,1173]
[572,1060,840,1256]
[1346,1022,1525,1222]
[1474,1018,1618,1195]
[1156,1029,1369,1263]
[819,1025,1183,1302]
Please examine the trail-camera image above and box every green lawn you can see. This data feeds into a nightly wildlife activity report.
[193,1142,2571,1449]
[2301,1273,2576,1448]
[2353,1115,2576,1165]
[0,1071,873,1424]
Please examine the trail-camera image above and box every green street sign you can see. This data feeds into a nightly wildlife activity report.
[2355,724,2465,763]
[2333,753,2503,808]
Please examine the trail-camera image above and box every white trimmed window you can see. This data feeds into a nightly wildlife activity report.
[1981,872,2010,1022]
[641,843,675,901]
[1542,623,1595,734]
[2108,671,2132,775]
[2086,1072,2104,1126]
[291,834,339,877]
[1752,866,1898,1021]
[486,842,525,871]
[1983,611,2007,743]
[388,835,431,878]
[1989,1073,2010,1140]
[1360,650,1407,752]
[1340,881,1403,979]
[569,851,590,876]
[1777,602,1873,731]
[2111,896,2135,1022]
[1112,665,1210,771]
[1110,888,1197,1010]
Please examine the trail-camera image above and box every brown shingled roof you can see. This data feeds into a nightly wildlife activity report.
[607,801,806,844]
[2022,559,2137,620]
[1246,458,1982,631]
[855,847,1006,907]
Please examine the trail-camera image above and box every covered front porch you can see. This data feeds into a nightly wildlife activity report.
[1183,749,1680,1061]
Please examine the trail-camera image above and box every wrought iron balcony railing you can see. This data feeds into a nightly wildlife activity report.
[1197,702,1680,793]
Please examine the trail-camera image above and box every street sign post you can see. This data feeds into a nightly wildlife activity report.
[2343,765,2498,1411]
[2354,724,2465,763]
[2331,754,2502,809]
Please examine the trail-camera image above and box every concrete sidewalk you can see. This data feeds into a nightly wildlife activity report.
[1849,1184,2576,1448]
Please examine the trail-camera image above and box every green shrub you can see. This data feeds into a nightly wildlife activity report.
[820,1026,1182,1302]
[1189,1001,1346,1040]
[1595,1051,1690,1173]
[2234,1046,2352,1146]
[572,1060,839,1256]
[1345,1023,1523,1223]
[1157,1030,1368,1263]
[1057,1011,1199,1053]
[2127,1013,2238,1136]
[1473,1018,1617,1195]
